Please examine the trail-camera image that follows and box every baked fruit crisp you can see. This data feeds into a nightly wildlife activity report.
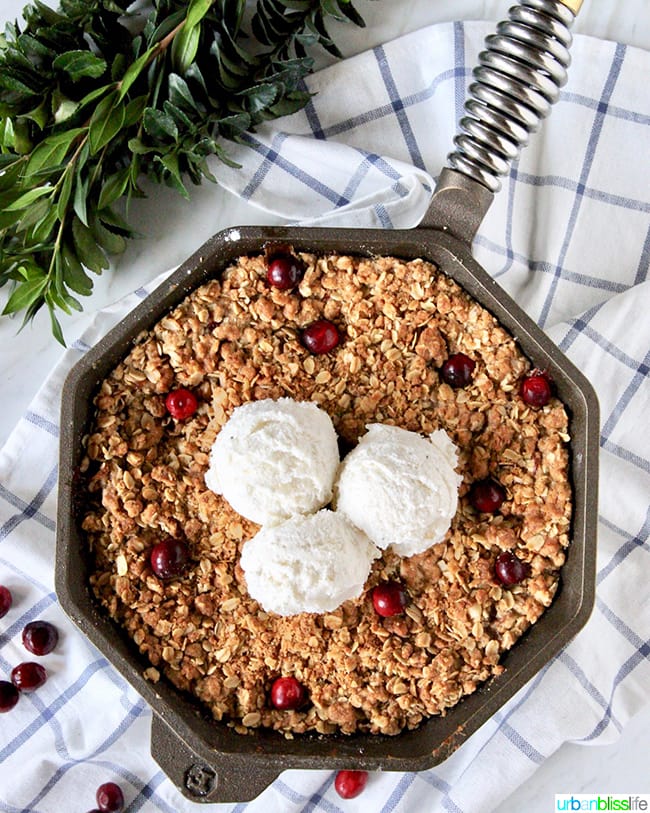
[80,251,572,737]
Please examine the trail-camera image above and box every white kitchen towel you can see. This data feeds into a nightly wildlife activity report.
[1,20,650,813]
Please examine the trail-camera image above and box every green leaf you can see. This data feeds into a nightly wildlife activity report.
[2,276,47,315]
[127,155,144,198]
[217,23,260,67]
[163,0,214,77]
[4,186,52,211]
[193,155,218,182]
[97,166,131,209]
[72,145,90,226]
[157,152,189,198]
[264,56,312,85]
[0,118,15,149]
[75,84,114,113]
[143,107,178,141]
[127,137,155,155]
[221,0,247,31]
[89,216,127,254]
[171,23,201,75]
[321,0,347,21]
[185,62,209,95]
[0,72,41,99]
[163,100,194,131]
[17,263,45,283]
[57,166,75,219]
[88,90,125,155]
[102,0,131,15]
[23,99,49,129]
[168,74,200,113]
[117,45,157,101]
[47,299,66,346]
[47,281,77,316]
[29,205,59,242]
[185,0,214,30]
[15,196,51,232]
[97,206,133,236]
[25,128,86,178]
[268,89,312,117]
[53,258,83,312]
[149,9,186,44]
[12,120,34,154]
[239,83,278,114]
[123,95,148,128]
[216,112,251,140]
[251,4,285,45]
[336,0,365,26]
[214,38,253,79]
[275,0,313,9]
[307,11,342,57]
[71,216,109,273]
[0,159,25,192]
[61,242,93,295]
[53,50,108,81]
[0,207,26,231]
[52,94,79,124]
[17,32,56,60]
[213,143,242,169]
[110,52,127,83]
[25,1,64,27]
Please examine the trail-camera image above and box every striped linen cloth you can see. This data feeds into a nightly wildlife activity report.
[1,21,649,813]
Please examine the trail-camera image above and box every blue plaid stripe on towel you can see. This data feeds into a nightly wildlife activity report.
[1,21,649,813]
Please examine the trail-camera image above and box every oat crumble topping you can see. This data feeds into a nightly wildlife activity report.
[80,253,571,737]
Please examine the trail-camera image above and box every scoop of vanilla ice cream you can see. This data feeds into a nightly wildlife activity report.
[334,424,462,558]
[240,510,380,615]
[204,398,339,525]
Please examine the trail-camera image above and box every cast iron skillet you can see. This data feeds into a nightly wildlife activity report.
[56,0,598,803]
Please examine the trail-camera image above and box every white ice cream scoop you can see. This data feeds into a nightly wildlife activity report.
[240,509,380,615]
[205,397,339,525]
[334,424,462,558]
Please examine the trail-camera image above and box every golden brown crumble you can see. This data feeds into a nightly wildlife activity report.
[80,253,571,737]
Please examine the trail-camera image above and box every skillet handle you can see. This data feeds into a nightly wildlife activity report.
[421,0,582,242]
[150,713,282,803]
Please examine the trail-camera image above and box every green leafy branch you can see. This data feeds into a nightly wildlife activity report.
[0,0,375,343]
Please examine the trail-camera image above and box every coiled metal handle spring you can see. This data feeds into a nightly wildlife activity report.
[447,0,578,192]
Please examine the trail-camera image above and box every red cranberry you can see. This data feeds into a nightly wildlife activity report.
[165,388,198,420]
[495,550,531,586]
[334,769,368,799]
[22,620,59,656]
[11,662,47,692]
[520,370,552,407]
[96,781,125,813]
[372,582,408,617]
[469,479,506,513]
[150,538,189,580]
[267,254,303,290]
[270,676,306,710]
[0,585,12,618]
[441,352,476,388]
[301,319,340,354]
[0,681,19,712]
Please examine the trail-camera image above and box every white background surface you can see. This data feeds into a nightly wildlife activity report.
[1,0,649,809]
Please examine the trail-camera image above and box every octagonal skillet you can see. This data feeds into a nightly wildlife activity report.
[56,0,598,804]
